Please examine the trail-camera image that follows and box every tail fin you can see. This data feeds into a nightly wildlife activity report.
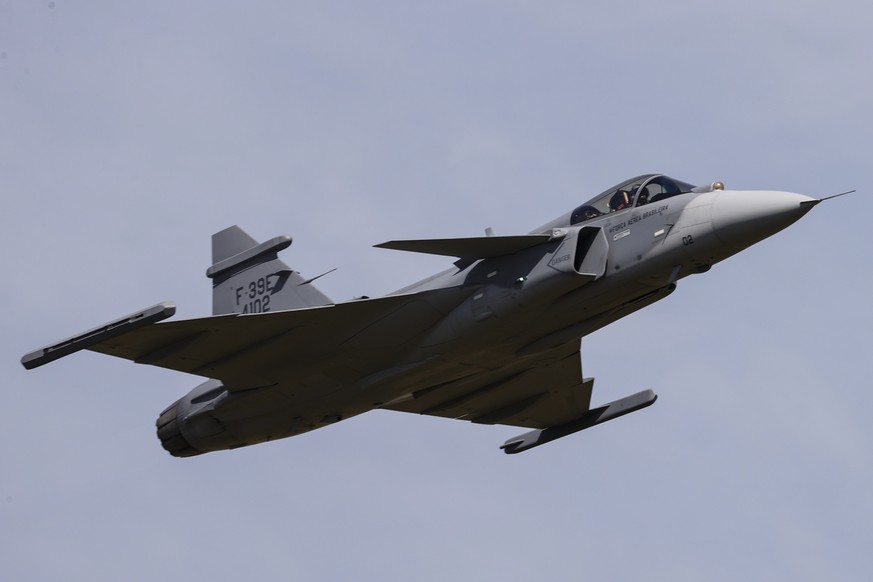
[207,225,333,315]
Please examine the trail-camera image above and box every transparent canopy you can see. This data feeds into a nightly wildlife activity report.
[570,175,695,225]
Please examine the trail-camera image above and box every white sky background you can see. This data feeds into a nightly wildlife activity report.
[2,1,872,579]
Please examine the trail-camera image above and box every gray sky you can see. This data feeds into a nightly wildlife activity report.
[3,1,872,580]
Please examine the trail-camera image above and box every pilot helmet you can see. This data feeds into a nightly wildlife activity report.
[610,189,631,211]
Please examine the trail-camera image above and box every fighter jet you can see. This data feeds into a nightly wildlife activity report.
[22,174,838,457]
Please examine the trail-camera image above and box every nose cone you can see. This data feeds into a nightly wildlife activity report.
[711,190,817,251]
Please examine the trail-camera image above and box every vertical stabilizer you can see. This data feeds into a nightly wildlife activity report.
[212,226,260,264]
[207,225,333,315]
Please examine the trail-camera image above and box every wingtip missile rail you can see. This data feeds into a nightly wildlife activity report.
[21,302,176,370]
[500,389,658,454]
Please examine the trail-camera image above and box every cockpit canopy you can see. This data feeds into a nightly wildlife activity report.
[570,175,695,225]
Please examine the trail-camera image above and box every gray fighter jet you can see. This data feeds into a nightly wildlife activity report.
[22,175,838,457]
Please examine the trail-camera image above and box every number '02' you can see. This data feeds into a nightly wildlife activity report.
[682,235,695,246]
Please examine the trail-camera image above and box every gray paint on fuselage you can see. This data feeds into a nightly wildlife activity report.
[23,175,824,457]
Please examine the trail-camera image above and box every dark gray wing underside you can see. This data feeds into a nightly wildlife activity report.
[381,343,594,429]
[25,287,474,391]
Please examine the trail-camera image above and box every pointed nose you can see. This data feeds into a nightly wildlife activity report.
[711,190,817,250]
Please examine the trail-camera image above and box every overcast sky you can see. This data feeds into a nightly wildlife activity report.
[3,2,873,580]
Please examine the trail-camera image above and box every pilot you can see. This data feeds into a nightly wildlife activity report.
[609,189,632,211]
